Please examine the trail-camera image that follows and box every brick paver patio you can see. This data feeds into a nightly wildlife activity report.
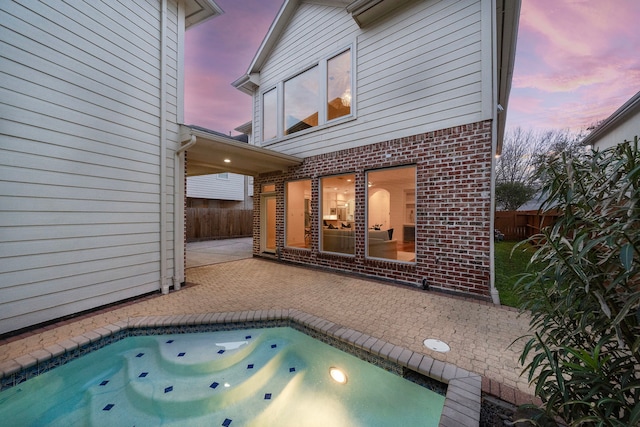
[0,257,535,404]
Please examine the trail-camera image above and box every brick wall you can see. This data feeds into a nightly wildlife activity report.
[253,120,493,298]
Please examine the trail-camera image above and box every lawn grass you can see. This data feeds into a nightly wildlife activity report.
[494,240,537,308]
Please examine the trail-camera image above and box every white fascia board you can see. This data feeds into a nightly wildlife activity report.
[185,0,224,29]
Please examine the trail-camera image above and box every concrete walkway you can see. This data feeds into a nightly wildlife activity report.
[0,243,535,406]
[185,237,253,268]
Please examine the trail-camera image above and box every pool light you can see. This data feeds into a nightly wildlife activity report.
[329,367,347,384]
[423,338,450,353]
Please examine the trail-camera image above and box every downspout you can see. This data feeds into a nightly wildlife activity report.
[489,0,500,305]
[173,135,197,291]
[160,0,169,294]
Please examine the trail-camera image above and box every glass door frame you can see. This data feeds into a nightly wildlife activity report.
[261,192,277,254]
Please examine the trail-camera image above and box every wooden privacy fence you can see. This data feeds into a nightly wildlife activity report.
[186,208,253,241]
[495,210,561,241]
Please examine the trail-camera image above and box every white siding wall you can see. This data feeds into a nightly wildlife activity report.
[187,174,246,201]
[592,113,640,150]
[252,0,490,157]
[0,0,183,334]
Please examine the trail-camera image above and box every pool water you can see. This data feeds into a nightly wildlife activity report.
[0,327,445,426]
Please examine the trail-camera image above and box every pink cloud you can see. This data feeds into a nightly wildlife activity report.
[507,0,640,131]
[184,0,282,134]
[184,0,639,135]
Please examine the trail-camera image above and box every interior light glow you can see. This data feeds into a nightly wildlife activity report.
[329,367,347,384]
[341,88,351,107]
[224,158,231,163]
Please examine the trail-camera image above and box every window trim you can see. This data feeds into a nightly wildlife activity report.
[365,165,417,263]
[319,172,356,257]
[284,178,312,251]
[326,48,354,124]
[259,43,355,144]
[284,64,320,137]
[262,87,279,143]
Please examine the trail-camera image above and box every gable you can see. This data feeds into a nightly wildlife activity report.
[234,0,520,156]
[236,0,421,87]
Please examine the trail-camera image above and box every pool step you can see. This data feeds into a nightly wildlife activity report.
[85,332,305,424]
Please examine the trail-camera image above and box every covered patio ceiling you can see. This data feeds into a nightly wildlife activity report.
[180,125,302,177]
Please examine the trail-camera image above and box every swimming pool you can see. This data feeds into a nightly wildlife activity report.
[0,326,445,426]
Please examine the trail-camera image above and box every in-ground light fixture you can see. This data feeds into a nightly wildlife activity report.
[329,367,348,384]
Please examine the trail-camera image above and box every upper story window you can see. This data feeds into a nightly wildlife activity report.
[262,47,353,142]
[285,66,319,135]
[327,50,351,121]
[263,88,278,141]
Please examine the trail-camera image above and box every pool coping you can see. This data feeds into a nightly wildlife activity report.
[0,309,481,426]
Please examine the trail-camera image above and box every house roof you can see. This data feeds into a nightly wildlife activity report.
[232,0,424,94]
[581,91,640,147]
[184,0,224,29]
[234,121,253,135]
[180,125,302,176]
[495,0,521,155]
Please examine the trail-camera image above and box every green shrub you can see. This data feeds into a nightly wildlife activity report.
[496,181,538,211]
[515,138,640,426]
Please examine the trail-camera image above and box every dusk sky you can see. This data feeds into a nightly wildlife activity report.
[184,0,640,136]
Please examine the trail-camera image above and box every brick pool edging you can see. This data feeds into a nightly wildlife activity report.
[0,309,481,427]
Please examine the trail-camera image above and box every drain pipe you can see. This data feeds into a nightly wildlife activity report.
[489,0,500,305]
[489,120,500,305]
[159,0,169,295]
[172,135,197,291]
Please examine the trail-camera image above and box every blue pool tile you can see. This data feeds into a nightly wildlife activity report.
[289,367,296,373]
[271,344,277,349]
[217,349,225,354]
[222,418,232,426]
[103,404,114,411]
[210,382,219,389]
[164,386,173,393]
[139,372,148,378]
[247,364,254,369]
[136,353,144,358]
[166,340,174,344]
[99,380,109,386]
[264,393,272,400]
[177,352,186,357]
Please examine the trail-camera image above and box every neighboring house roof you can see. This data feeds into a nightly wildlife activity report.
[232,0,521,154]
[187,124,247,142]
[581,91,640,148]
[185,0,224,28]
[180,125,302,176]
[234,121,253,135]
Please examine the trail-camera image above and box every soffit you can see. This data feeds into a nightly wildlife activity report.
[346,0,415,27]
[185,0,224,29]
[495,0,521,156]
[180,126,302,177]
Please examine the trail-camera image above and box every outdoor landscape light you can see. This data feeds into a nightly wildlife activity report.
[329,367,347,384]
